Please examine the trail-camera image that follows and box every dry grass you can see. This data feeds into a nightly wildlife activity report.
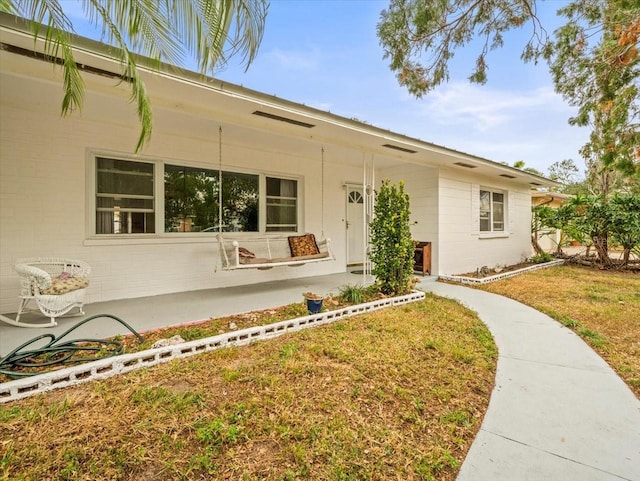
[476,265,640,397]
[0,295,496,481]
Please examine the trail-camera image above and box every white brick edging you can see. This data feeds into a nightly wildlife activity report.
[0,290,425,403]
[439,259,565,285]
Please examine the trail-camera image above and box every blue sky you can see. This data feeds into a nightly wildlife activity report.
[64,0,589,175]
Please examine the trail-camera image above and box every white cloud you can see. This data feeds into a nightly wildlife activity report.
[264,48,320,71]
[307,100,334,112]
[371,81,590,172]
[414,82,565,132]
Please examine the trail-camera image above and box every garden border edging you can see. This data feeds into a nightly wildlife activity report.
[0,290,426,403]
[439,259,565,285]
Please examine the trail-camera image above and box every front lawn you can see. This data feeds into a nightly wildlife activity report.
[0,295,496,481]
[476,265,640,398]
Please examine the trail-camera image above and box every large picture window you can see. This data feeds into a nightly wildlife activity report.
[96,158,155,234]
[92,156,298,236]
[164,166,259,233]
[480,189,505,232]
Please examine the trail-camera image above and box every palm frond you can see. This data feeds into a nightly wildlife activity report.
[0,0,18,14]
[87,0,153,150]
[171,0,267,74]
[11,1,85,115]
[5,0,268,151]
[87,0,184,67]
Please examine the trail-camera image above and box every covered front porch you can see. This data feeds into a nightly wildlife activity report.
[1,270,422,357]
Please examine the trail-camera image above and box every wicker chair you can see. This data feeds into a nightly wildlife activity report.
[2,258,91,328]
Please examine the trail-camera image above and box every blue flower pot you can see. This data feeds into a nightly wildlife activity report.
[306,298,323,314]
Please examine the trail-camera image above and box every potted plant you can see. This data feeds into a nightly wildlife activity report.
[303,292,324,314]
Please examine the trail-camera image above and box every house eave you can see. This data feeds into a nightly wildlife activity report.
[0,12,559,188]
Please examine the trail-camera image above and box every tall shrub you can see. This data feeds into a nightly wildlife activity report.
[369,180,414,295]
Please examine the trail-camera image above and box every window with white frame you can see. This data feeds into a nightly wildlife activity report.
[96,157,155,234]
[266,177,298,232]
[92,156,298,236]
[479,189,505,232]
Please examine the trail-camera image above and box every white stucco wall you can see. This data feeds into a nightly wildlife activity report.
[537,229,561,253]
[0,69,359,314]
[437,168,533,275]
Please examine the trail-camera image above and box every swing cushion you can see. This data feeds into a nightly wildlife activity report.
[238,247,256,259]
[288,234,320,257]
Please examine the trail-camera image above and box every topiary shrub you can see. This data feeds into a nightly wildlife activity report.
[369,180,414,295]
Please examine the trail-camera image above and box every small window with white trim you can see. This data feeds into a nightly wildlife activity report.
[96,157,155,234]
[480,189,505,232]
[266,177,298,232]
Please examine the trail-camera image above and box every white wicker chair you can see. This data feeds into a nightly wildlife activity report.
[1,258,91,328]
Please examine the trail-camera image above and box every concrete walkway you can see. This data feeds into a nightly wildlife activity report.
[419,281,640,481]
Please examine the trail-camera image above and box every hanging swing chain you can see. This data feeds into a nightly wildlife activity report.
[218,126,223,234]
[321,146,325,239]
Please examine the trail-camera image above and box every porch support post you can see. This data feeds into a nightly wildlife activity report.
[363,153,375,285]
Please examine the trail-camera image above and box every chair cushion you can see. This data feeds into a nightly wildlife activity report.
[41,276,89,295]
[288,234,320,257]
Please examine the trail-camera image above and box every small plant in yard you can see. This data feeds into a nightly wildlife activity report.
[530,252,554,263]
[337,283,380,304]
[369,179,414,295]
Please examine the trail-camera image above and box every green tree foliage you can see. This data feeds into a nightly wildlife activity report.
[548,159,580,187]
[377,0,639,178]
[546,0,640,180]
[608,193,640,264]
[533,202,583,255]
[377,0,547,96]
[513,159,544,177]
[546,158,593,195]
[378,0,547,97]
[1,0,268,151]
[369,180,414,295]
[534,193,640,266]
[573,195,616,265]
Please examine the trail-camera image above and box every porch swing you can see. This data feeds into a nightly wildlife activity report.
[216,129,334,270]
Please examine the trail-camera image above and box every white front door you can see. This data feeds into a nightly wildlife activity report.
[346,186,365,265]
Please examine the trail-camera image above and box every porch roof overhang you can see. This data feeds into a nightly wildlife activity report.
[0,13,560,190]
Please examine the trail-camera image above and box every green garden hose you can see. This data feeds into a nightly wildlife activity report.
[0,314,144,379]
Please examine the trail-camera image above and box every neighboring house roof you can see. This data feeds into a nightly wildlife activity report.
[0,12,560,189]
[531,191,572,207]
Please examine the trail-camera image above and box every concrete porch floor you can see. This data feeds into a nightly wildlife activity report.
[0,270,393,356]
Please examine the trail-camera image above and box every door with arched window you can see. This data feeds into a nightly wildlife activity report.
[345,185,364,265]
